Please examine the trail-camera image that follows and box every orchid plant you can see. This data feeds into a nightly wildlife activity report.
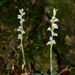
[17,8,27,74]
[47,8,59,75]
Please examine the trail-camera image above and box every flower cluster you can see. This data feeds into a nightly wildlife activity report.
[47,8,59,45]
[17,8,25,48]
[17,9,25,25]
[17,9,25,40]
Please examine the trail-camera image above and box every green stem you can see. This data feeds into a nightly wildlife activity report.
[50,44,53,75]
[21,36,27,74]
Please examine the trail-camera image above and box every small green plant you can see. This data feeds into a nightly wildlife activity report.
[47,8,59,75]
[17,8,27,74]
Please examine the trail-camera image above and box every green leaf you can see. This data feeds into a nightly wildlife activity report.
[0,1,3,6]
[6,67,11,70]
[52,72,58,75]
[31,73,42,75]
[14,0,17,3]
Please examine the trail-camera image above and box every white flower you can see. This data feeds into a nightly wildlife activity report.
[17,15,22,19]
[52,40,56,44]
[54,18,59,22]
[53,8,57,16]
[19,8,26,15]
[17,26,22,31]
[47,40,56,45]
[18,8,25,25]
[47,8,58,46]
[18,8,25,21]
[52,24,58,29]
[18,34,22,39]
[19,8,23,14]
[54,33,58,36]
[51,31,54,36]
[51,32,58,36]
[22,31,25,34]
[53,8,56,15]
[47,41,51,45]
[51,17,59,22]
[50,19,52,23]
[47,27,51,31]
[20,19,25,25]
[17,28,20,31]
[22,12,25,16]
[19,26,22,29]
[49,37,56,44]
[49,37,53,41]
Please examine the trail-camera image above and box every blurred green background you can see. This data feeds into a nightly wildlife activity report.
[0,0,75,75]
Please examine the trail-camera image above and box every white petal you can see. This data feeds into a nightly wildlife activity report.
[53,8,56,14]
[19,9,21,13]
[22,19,25,22]
[22,31,25,34]
[47,41,51,45]
[52,40,56,44]
[22,12,25,16]
[19,26,22,29]
[54,18,59,22]
[49,37,53,41]
[53,8,57,16]
[50,19,52,22]
[20,19,25,25]
[51,31,54,36]
[51,32,58,36]
[54,33,58,36]
[17,15,21,19]
[17,29,20,31]
[18,34,22,39]
[47,27,51,31]
[52,24,58,29]
[21,8,23,12]
[19,8,23,14]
